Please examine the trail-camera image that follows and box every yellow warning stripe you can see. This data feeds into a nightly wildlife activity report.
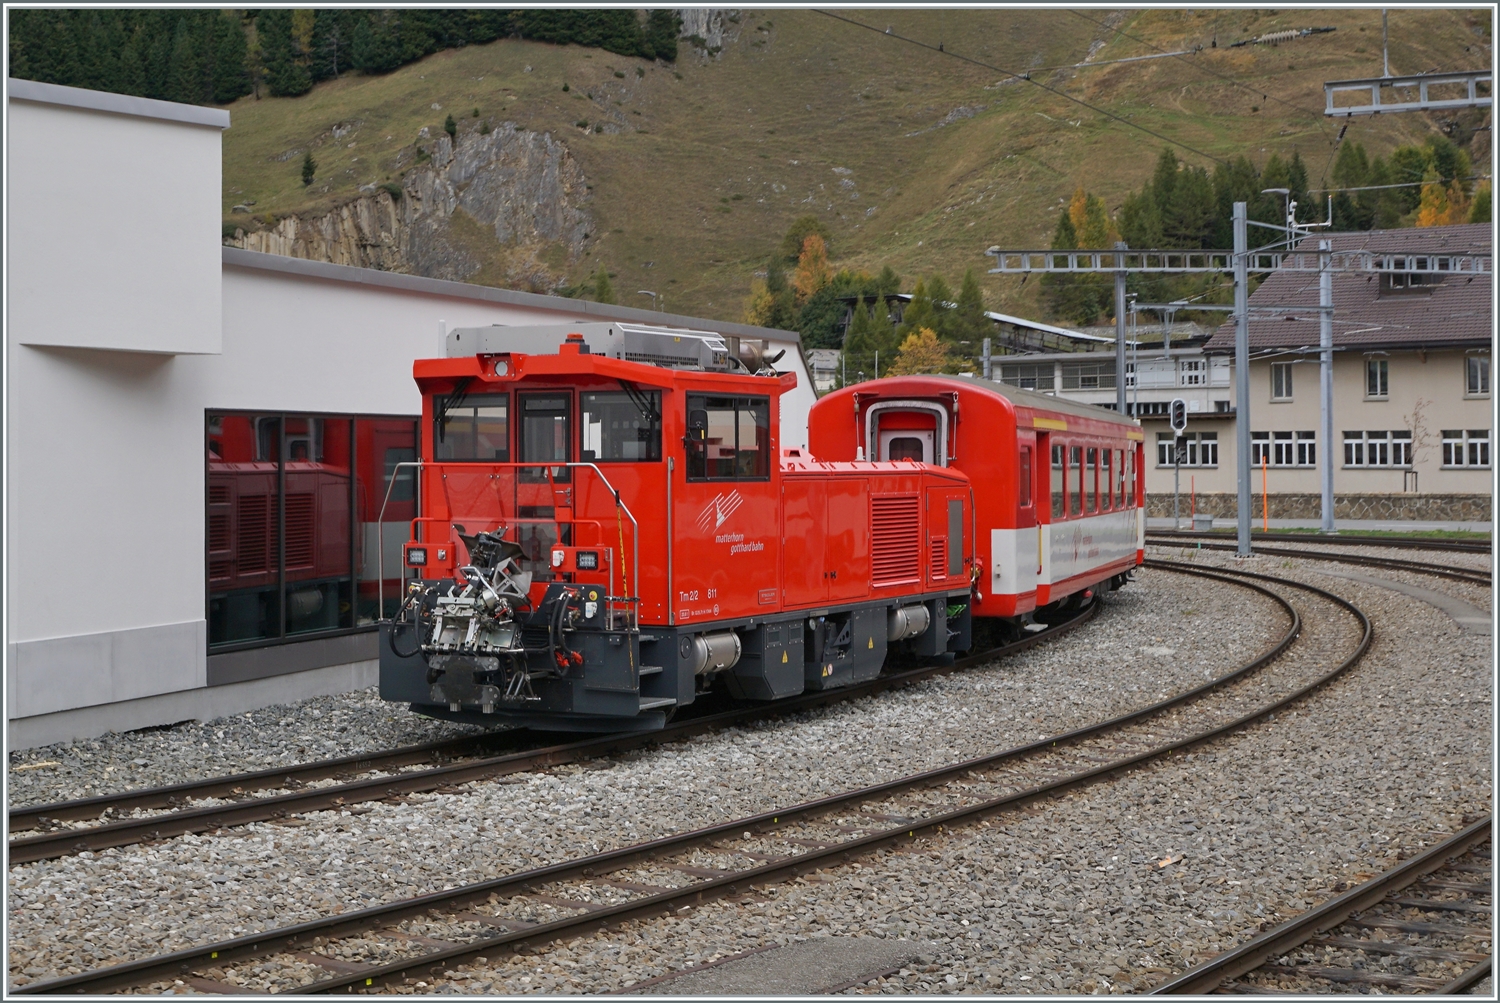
[1032,417,1067,431]
[1126,429,1144,441]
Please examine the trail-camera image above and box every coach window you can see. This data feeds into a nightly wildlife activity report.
[1069,446,1083,516]
[1018,446,1032,509]
[433,392,508,462]
[1084,447,1097,512]
[519,393,571,482]
[1126,449,1136,509]
[1050,444,1065,518]
[1099,449,1112,511]
[686,395,770,481]
[1115,449,1126,507]
[582,390,662,462]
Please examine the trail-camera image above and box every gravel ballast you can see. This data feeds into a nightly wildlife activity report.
[8,556,1491,993]
[9,569,1281,987]
[401,554,1488,995]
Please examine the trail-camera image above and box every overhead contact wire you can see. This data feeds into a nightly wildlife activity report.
[813,9,1230,167]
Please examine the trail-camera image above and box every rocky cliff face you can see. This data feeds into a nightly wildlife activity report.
[226,122,592,291]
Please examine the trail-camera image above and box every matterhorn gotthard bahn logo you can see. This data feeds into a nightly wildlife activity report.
[698,489,764,554]
[696,489,745,533]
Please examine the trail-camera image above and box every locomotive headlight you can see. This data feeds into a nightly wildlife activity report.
[492,357,509,377]
[576,550,599,570]
[406,546,428,567]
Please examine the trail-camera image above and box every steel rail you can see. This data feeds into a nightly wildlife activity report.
[290,561,1368,994]
[8,600,1101,865]
[1151,816,1492,994]
[17,563,1326,996]
[1146,528,1491,554]
[1147,538,1493,587]
[7,732,530,832]
[1437,956,1493,996]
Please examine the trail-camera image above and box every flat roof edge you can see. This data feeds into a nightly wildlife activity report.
[221,248,801,344]
[8,78,231,129]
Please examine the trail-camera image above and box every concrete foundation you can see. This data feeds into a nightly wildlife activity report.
[1148,492,1492,522]
[7,659,377,752]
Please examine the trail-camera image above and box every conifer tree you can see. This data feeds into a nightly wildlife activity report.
[261,9,312,96]
[950,269,988,346]
[212,12,251,103]
[643,10,681,61]
[302,151,317,186]
[444,113,457,143]
[1470,181,1492,224]
[894,280,936,342]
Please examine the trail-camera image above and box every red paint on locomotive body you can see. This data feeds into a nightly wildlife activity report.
[809,375,1144,619]
[382,338,978,731]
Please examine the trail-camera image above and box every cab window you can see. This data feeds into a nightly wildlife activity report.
[519,393,571,482]
[686,395,770,481]
[582,390,661,462]
[434,392,508,461]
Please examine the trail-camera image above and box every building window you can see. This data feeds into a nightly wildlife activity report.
[1296,431,1316,466]
[1366,358,1389,398]
[1250,431,1269,466]
[1272,431,1296,466]
[1001,362,1055,391]
[1179,359,1206,386]
[685,395,770,481]
[1346,430,1414,467]
[1271,362,1294,401]
[1253,431,1315,467]
[1442,429,1491,468]
[1061,361,1117,391]
[208,412,418,650]
[1156,432,1217,467]
[1391,430,1412,466]
[1467,356,1490,397]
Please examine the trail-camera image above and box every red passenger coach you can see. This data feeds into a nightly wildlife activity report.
[808,376,1143,622]
[380,325,976,732]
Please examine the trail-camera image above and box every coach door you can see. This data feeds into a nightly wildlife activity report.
[1012,431,1040,601]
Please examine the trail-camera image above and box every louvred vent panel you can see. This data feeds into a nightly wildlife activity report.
[236,495,270,574]
[870,496,921,585]
[930,538,949,581]
[284,493,315,569]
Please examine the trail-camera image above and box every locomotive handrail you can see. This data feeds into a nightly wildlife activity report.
[377,461,641,629]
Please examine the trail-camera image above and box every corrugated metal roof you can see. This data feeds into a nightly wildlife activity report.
[1204,223,1493,353]
[921,374,1141,428]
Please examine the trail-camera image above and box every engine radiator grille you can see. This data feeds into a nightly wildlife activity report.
[871,495,920,585]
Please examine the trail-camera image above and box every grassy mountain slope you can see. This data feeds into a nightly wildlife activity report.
[221,8,1491,323]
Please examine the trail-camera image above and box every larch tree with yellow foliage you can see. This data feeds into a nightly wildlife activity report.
[1067,187,1118,249]
[1416,169,1470,227]
[792,234,832,304]
[889,328,950,375]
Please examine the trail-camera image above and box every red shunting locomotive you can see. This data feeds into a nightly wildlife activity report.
[380,325,978,731]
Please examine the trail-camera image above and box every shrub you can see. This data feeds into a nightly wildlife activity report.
[479,121,491,135]
[444,114,456,142]
[380,182,403,200]
[575,120,589,129]
[562,82,569,91]
[614,70,625,78]
[472,107,480,117]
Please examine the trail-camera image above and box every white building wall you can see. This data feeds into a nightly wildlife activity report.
[7,81,226,354]
[6,82,810,748]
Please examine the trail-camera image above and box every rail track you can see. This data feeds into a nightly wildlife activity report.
[1153,816,1492,995]
[16,562,1374,995]
[1146,538,1493,588]
[1147,529,1491,555]
[7,601,1101,865]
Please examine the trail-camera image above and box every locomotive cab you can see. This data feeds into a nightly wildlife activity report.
[379,325,976,733]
